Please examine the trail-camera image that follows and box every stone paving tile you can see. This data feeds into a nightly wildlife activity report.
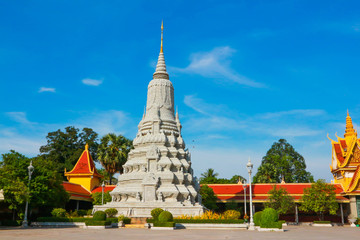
[0,226,359,240]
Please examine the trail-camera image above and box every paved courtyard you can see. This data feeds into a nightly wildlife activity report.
[0,226,359,240]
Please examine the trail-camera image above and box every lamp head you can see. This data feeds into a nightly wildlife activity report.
[102,182,105,187]
[246,157,253,173]
[28,161,34,175]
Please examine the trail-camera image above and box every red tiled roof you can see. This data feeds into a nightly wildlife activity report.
[340,140,347,150]
[62,182,90,195]
[206,183,349,202]
[91,185,116,193]
[334,144,345,164]
[65,146,102,177]
[62,182,92,201]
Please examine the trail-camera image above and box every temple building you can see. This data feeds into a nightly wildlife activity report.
[328,111,360,219]
[62,144,114,210]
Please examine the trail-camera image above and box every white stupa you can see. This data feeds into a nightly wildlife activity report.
[94,22,204,217]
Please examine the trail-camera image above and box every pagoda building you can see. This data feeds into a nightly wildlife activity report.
[93,22,204,217]
[64,144,103,192]
[329,111,360,218]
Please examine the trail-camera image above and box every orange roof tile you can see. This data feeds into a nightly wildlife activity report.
[205,183,348,202]
[62,181,92,201]
[91,185,116,193]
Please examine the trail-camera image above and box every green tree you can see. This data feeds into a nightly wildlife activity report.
[199,185,218,210]
[97,133,132,184]
[0,151,69,220]
[200,168,245,184]
[97,169,118,185]
[39,126,99,173]
[91,192,111,205]
[254,139,314,183]
[264,185,294,215]
[299,179,339,221]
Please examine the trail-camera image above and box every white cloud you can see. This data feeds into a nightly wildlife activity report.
[0,109,136,157]
[171,46,264,88]
[38,87,56,93]
[82,78,103,86]
[183,95,324,138]
[6,112,35,125]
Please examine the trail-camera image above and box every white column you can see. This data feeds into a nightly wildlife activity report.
[340,203,344,225]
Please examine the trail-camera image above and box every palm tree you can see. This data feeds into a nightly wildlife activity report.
[201,168,219,179]
[97,133,133,184]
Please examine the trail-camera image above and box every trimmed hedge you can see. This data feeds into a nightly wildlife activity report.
[93,211,106,221]
[260,208,278,228]
[153,222,175,227]
[0,220,21,226]
[85,220,111,226]
[158,211,173,222]
[107,217,119,223]
[151,208,164,221]
[147,218,245,224]
[253,211,262,226]
[36,217,89,222]
[116,216,131,224]
[313,221,331,224]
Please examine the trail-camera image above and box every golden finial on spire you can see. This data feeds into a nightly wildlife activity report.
[85,143,89,151]
[160,20,164,53]
[345,110,357,138]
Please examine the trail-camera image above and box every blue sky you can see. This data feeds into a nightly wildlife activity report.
[1,1,360,181]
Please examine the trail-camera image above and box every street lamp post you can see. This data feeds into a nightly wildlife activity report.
[242,179,247,217]
[246,158,255,230]
[23,161,34,227]
[101,182,105,205]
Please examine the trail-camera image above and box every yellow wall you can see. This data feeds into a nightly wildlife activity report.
[68,176,99,192]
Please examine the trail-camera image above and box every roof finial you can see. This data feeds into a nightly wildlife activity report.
[345,110,357,138]
[85,143,89,151]
[160,20,164,53]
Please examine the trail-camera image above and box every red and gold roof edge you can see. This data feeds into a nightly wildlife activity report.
[64,144,102,178]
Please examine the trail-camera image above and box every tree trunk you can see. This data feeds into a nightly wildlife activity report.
[12,209,15,221]
[109,173,112,185]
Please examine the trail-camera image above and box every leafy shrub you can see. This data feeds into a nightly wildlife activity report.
[158,211,173,222]
[260,208,280,229]
[93,211,106,221]
[253,211,262,226]
[77,210,87,217]
[69,210,79,217]
[313,221,331,224]
[123,217,131,224]
[107,217,118,223]
[51,208,66,218]
[151,208,164,221]
[223,210,241,220]
[105,208,118,218]
[153,222,175,227]
[117,215,131,224]
[0,220,21,226]
[87,209,93,216]
[85,219,111,226]
[355,218,360,225]
[266,221,282,229]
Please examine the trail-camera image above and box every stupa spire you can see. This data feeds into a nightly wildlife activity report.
[153,21,169,80]
[344,110,357,138]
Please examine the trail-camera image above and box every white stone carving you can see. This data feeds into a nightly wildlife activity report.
[93,46,204,217]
